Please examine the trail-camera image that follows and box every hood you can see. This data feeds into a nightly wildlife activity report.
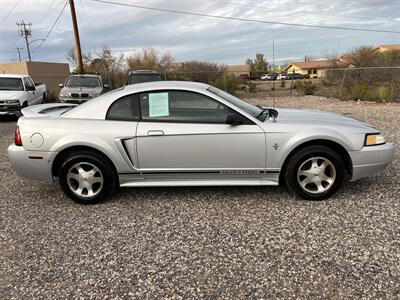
[0,90,25,100]
[271,108,376,129]
[61,86,103,94]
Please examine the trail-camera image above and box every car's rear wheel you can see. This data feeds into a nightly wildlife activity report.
[284,146,345,200]
[59,151,116,204]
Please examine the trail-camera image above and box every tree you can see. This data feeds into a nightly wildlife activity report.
[89,45,125,87]
[126,46,174,74]
[65,48,92,72]
[170,61,226,83]
[246,53,269,75]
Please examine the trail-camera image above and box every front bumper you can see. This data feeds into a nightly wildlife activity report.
[59,98,89,104]
[0,104,22,116]
[349,142,395,181]
[7,144,56,182]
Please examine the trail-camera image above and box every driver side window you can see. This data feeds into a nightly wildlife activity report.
[139,90,249,124]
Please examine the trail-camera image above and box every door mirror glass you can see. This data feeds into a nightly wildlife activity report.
[226,113,243,125]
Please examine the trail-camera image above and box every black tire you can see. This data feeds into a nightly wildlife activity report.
[58,151,117,204]
[284,145,345,200]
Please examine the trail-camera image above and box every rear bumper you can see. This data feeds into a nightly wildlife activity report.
[349,142,395,181]
[7,144,55,182]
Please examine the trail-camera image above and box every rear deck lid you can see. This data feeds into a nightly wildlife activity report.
[21,103,77,118]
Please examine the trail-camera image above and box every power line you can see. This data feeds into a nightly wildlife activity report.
[0,0,21,26]
[89,0,400,34]
[213,0,391,22]
[34,0,65,27]
[33,0,68,52]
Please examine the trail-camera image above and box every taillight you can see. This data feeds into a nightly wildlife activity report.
[15,126,22,146]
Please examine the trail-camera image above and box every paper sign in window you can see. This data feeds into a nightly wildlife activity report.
[149,92,169,117]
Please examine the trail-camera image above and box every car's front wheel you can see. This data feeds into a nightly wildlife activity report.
[59,151,116,204]
[284,146,345,200]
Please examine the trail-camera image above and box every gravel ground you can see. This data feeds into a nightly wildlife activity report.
[1,96,399,299]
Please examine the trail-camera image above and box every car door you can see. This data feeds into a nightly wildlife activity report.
[135,90,266,176]
[27,77,41,103]
[22,77,36,105]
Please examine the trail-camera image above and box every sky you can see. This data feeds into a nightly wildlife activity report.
[0,0,399,66]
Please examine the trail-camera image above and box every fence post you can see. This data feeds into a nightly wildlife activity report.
[223,72,227,92]
[339,68,347,100]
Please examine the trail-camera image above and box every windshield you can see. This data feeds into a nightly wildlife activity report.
[128,74,162,84]
[65,76,100,88]
[207,86,263,119]
[0,78,24,91]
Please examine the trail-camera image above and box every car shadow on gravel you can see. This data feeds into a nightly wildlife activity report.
[0,115,18,123]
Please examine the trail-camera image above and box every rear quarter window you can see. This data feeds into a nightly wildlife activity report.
[106,94,140,121]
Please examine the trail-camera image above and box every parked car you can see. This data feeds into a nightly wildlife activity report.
[8,81,394,204]
[0,74,47,117]
[261,74,277,81]
[127,70,163,85]
[277,73,288,80]
[286,73,305,80]
[238,74,257,81]
[58,74,109,104]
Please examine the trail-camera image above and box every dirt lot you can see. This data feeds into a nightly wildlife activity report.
[1,95,399,299]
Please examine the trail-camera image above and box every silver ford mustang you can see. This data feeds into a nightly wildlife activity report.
[7,81,394,204]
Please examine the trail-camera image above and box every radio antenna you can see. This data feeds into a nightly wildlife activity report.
[272,40,275,108]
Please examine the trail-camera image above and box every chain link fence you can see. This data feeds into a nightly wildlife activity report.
[28,66,400,102]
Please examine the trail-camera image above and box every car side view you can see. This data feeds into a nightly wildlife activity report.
[8,81,394,204]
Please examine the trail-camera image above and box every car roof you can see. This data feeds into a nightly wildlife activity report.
[123,80,209,91]
[0,74,28,78]
[68,74,100,77]
[128,70,160,75]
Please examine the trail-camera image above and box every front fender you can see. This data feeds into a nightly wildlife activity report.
[267,128,363,170]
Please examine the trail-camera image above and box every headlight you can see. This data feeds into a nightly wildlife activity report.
[365,133,385,146]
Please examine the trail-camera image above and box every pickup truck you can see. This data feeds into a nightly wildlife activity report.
[0,74,47,117]
[58,74,109,104]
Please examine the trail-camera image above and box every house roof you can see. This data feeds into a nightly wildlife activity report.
[226,64,250,73]
[374,44,400,52]
[283,59,337,71]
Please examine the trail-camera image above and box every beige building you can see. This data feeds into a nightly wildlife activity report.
[0,61,70,97]
[226,64,251,76]
[374,44,400,52]
[282,59,337,78]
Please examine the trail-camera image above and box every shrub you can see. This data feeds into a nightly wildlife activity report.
[248,81,256,93]
[347,83,372,100]
[295,80,316,95]
[280,80,286,88]
[375,86,393,102]
[212,74,240,94]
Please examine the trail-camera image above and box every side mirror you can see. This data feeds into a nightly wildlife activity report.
[226,113,243,125]
[26,85,36,91]
[103,84,110,89]
[58,83,64,88]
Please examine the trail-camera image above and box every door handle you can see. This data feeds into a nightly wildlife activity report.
[147,130,164,136]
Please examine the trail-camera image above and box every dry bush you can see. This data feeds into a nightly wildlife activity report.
[322,46,400,101]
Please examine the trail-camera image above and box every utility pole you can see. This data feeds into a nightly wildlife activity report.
[69,0,84,74]
[15,47,23,61]
[16,20,32,61]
